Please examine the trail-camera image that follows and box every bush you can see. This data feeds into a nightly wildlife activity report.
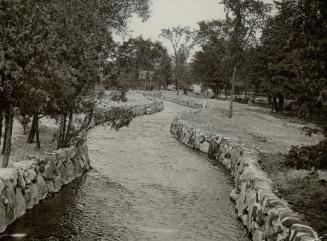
[286,140,327,170]
[110,86,128,103]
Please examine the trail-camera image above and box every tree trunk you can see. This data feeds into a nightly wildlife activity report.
[57,114,67,149]
[57,116,64,150]
[27,113,38,143]
[267,94,272,104]
[2,106,14,168]
[87,112,93,127]
[272,95,278,113]
[35,114,40,149]
[0,112,3,145]
[215,81,219,95]
[278,94,285,113]
[2,113,8,155]
[176,79,179,95]
[22,115,28,135]
[158,78,161,90]
[229,65,237,118]
[64,111,73,147]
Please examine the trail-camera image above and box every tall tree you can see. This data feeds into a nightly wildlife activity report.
[160,26,197,95]
[221,0,271,117]
[261,0,327,117]
[192,20,231,95]
[113,37,170,90]
[0,0,151,167]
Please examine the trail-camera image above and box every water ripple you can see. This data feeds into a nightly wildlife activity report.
[4,102,247,241]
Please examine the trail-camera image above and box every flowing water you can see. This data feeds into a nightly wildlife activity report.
[4,102,247,241]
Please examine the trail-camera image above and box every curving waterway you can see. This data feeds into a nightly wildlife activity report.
[4,102,247,241]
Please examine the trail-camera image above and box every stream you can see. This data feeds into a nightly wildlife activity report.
[4,102,246,241]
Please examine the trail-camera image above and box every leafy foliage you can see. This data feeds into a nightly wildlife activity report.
[260,0,327,118]
[94,107,135,131]
[160,26,198,94]
[0,0,151,166]
[106,36,171,90]
[110,86,129,103]
[286,140,327,170]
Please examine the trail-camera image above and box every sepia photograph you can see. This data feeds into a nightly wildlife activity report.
[0,0,326,240]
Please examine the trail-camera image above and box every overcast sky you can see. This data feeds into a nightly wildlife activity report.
[119,0,225,54]
[119,0,273,55]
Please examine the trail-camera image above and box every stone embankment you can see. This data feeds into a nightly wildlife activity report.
[0,95,164,233]
[0,131,91,232]
[166,96,320,241]
[142,91,205,109]
[94,98,164,125]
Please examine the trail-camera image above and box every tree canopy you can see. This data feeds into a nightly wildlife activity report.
[192,0,326,119]
[0,0,151,167]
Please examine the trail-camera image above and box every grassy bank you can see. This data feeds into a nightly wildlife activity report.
[0,92,154,165]
[175,94,327,237]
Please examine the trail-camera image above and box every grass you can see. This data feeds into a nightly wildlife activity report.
[177,95,327,237]
[259,152,327,236]
[0,92,154,165]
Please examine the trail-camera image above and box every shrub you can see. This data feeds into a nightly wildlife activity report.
[286,140,327,170]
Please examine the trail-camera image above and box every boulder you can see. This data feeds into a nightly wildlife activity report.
[4,183,16,225]
[65,160,75,182]
[0,179,4,193]
[24,183,39,209]
[230,188,238,201]
[15,187,26,219]
[199,141,210,153]
[57,161,69,185]
[43,157,56,181]
[0,202,7,233]
[53,176,62,192]
[24,169,37,184]
[36,175,48,200]
[72,156,84,177]
[46,181,55,194]
[17,171,26,189]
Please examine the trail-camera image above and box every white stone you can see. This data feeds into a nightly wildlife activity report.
[53,176,62,192]
[230,189,238,201]
[199,141,210,153]
[24,169,37,184]
[15,187,26,219]
[36,175,48,200]
[46,181,55,194]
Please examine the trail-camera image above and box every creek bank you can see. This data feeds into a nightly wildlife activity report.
[93,97,164,125]
[155,92,322,241]
[170,117,320,241]
[0,95,164,233]
[142,90,207,108]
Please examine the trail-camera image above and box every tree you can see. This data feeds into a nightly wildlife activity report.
[112,36,170,90]
[260,0,327,117]
[0,0,151,167]
[153,53,172,90]
[220,0,271,117]
[192,20,231,95]
[160,26,198,95]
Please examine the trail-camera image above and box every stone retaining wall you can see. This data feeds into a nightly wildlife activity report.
[142,91,205,109]
[0,131,91,232]
[0,97,164,233]
[170,116,320,241]
[94,98,164,125]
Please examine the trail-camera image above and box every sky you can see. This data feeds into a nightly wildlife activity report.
[121,0,226,54]
[117,0,274,55]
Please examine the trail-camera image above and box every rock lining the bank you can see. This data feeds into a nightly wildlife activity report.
[94,98,164,125]
[142,91,206,109]
[0,96,164,233]
[166,96,320,241]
